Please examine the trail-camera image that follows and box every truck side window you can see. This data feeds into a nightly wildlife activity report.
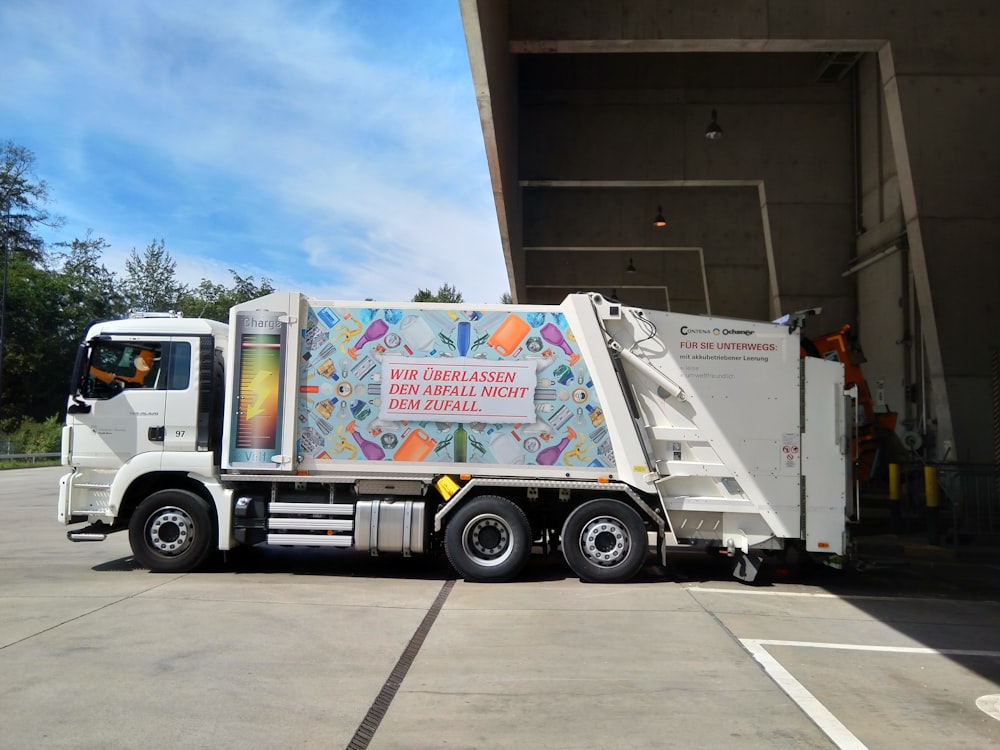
[84,342,162,398]
[165,342,191,390]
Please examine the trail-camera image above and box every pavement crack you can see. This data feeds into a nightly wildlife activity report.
[0,575,186,651]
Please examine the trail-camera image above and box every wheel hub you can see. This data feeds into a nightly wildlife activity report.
[580,516,629,567]
[463,514,512,567]
[147,506,194,556]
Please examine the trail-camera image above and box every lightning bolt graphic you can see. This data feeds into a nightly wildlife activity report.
[245,370,275,420]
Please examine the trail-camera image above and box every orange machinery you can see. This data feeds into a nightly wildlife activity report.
[809,325,898,483]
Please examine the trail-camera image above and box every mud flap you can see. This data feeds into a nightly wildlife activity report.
[733,552,763,583]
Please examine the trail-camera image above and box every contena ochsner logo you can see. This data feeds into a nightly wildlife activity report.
[680,325,754,336]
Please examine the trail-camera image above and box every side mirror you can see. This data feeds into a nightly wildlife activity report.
[68,397,91,415]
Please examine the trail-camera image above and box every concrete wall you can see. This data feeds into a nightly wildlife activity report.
[517,53,857,327]
[522,185,767,316]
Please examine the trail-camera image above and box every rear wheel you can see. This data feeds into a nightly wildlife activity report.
[128,489,214,573]
[444,495,531,582]
[561,499,648,583]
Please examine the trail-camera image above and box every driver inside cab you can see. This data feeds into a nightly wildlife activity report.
[90,347,158,389]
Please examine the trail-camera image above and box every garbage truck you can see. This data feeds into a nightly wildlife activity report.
[58,291,852,583]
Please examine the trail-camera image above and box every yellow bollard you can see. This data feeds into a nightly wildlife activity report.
[924,465,940,544]
[924,466,938,508]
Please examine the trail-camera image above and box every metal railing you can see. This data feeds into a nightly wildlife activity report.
[885,462,1000,546]
[935,463,1000,544]
[0,452,60,464]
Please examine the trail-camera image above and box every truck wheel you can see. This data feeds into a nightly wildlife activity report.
[561,499,648,583]
[444,495,531,583]
[128,489,214,573]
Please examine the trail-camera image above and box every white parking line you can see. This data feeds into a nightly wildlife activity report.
[688,586,839,597]
[740,639,869,750]
[687,585,961,603]
[741,638,1000,750]
[690,585,1000,743]
[745,639,1000,658]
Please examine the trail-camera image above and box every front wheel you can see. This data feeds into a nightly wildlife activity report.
[561,499,649,583]
[128,489,214,573]
[444,495,531,582]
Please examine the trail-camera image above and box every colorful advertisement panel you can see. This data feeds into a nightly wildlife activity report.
[230,311,286,466]
[296,304,612,469]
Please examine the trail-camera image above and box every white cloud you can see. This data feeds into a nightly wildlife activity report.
[1,0,507,306]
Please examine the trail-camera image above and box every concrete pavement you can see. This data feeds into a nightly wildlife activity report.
[3,466,1000,749]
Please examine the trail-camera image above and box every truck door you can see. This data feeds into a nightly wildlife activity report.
[159,337,203,454]
[67,338,169,469]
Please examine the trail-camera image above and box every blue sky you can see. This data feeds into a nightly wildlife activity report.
[0,1,508,303]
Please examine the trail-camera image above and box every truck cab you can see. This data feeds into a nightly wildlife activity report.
[58,314,229,537]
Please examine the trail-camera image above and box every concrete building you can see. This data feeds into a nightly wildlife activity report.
[459,0,1000,464]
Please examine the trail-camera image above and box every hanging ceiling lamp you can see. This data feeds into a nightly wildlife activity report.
[705,109,723,140]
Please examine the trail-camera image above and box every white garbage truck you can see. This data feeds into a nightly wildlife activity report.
[58,291,851,583]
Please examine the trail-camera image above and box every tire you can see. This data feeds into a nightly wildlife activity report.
[778,540,816,581]
[444,495,531,583]
[128,489,214,573]
[561,499,649,583]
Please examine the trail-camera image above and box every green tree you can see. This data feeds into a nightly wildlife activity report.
[122,239,188,312]
[0,141,62,427]
[0,141,60,264]
[0,254,75,426]
[412,283,463,303]
[500,291,513,304]
[176,269,275,321]
[10,413,62,453]
[52,231,126,324]
[0,233,127,430]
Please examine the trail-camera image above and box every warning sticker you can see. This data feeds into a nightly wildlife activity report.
[782,433,800,471]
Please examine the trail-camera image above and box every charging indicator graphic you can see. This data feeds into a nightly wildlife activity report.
[229,308,288,467]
